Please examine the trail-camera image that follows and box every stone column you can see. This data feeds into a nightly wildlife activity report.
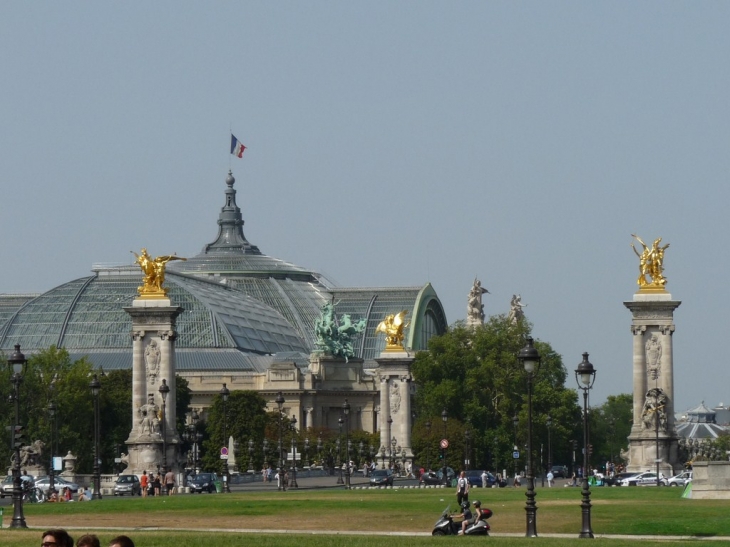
[624,293,681,476]
[375,351,415,468]
[123,298,183,475]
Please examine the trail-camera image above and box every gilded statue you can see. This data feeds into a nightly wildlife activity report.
[631,234,669,289]
[376,310,409,350]
[131,248,186,298]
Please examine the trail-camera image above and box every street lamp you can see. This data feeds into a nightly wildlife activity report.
[7,344,27,528]
[275,391,285,491]
[519,336,541,538]
[290,416,298,488]
[546,414,552,479]
[343,399,351,489]
[90,373,102,500]
[513,413,519,481]
[441,409,448,486]
[337,416,344,484]
[387,415,393,469]
[391,436,397,472]
[48,401,57,496]
[158,378,170,476]
[219,383,230,493]
[304,437,310,468]
[464,429,471,471]
[425,420,432,471]
[184,409,202,474]
[575,352,597,539]
[248,438,255,472]
[317,435,323,466]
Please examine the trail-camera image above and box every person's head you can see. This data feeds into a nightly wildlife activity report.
[143,470,147,475]
[76,534,100,547]
[108,536,135,547]
[461,501,470,511]
[460,471,466,477]
[42,529,74,547]
[473,500,481,509]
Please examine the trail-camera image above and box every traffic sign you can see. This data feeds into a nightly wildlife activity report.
[440,439,449,449]
[512,451,520,459]
[220,454,229,460]
[221,447,228,456]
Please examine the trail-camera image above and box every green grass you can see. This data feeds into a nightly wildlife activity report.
[3,486,730,546]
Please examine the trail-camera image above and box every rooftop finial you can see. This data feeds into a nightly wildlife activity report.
[226,170,235,188]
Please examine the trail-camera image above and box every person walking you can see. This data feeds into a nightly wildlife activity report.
[140,471,148,498]
[456,470,469,506]
[164,468,175,495]
[547,470,554,487]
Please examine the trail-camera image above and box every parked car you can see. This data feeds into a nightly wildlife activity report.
[550,465,569,478]
[667,471,692,487]
[114,474,142,496]
[420,467,456,485]
[34,476,80,495]
[619,471,667,486]
[369,469,394,487]
[188,472,220,493]
[1,475,14,498]
[465,470,497,487]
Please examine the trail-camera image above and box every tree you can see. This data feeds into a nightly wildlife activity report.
[411,316,582,475]
[202,390,269,471]
[591,393,633,466]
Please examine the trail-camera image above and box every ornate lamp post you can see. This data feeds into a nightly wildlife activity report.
[262,438,269,469]
[391,436,397,474]
[575,352,597,539]
[183,409,202,474]
[513,413,519,481]
[290,416,298,488]
[464,429,471,471]
[275,391,285,491]
[248,439,255,472]
[317,435,323,466]
[359,441,364,468]
[90,373,102,500]
[421,419,430,471]
[48,401,57,496]
[441,409,448,486]
[220,383,230,493]
[337,416,344,484]
[546,414,553,478]
[343,399,351,489]
[519,336,541,538]
[304,437,310,468]
[158,378,170,475]
[387,415,393,469]
[8,345,27,528]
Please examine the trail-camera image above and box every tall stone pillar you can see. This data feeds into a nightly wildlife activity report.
[624,292,681,475]
[375,351,415,469]
[123,298,183,475]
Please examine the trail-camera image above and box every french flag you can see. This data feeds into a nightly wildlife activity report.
[230,134,246,158]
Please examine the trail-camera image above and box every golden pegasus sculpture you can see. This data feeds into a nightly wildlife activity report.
[131,248,186,298]
[376,310,409,351]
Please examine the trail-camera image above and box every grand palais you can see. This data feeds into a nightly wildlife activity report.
[0,171,447,433]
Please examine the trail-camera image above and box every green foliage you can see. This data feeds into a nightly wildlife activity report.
[202,390,269,471]
[411,316,582,473]
[590,393,633,465]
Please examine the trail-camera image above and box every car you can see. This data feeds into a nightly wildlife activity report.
[420,467,456,485]
[188,472,219,493]
[667,471,692,487]
[550,465,569,478]
[619,471,667,486]
[1,476,14,498]
[114,474,142,496]
[34,476,80,495]
[465,470,497,487]
[369,469,394,486]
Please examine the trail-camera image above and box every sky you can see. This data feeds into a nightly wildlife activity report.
[1,2,729,413]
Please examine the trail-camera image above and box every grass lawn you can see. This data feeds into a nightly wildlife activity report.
[1,485,728,546]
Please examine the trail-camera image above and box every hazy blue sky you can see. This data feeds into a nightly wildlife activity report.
[2,2,729,413]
